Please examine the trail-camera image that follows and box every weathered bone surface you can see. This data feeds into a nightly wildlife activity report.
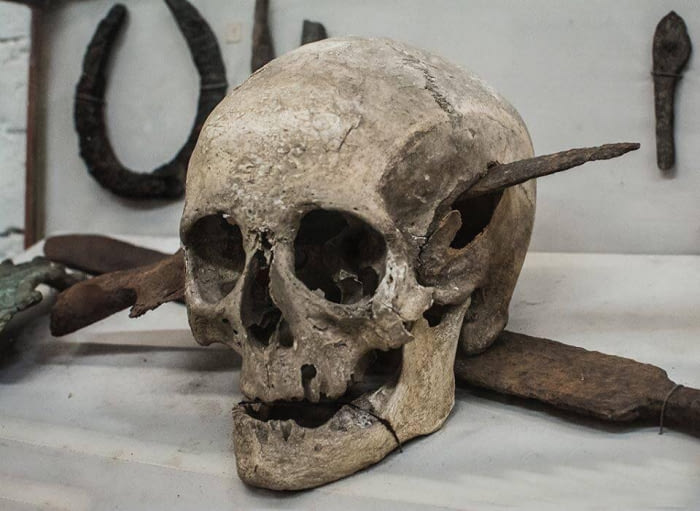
[182,37,536,489]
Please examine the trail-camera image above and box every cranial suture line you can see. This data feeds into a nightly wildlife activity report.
[74,0,227,199]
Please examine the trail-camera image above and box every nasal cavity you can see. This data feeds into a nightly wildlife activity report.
[301,364,317,400]
[240,251,291,347]
[301,364,317,382]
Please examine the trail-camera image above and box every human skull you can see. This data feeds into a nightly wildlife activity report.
[181,38,535,490]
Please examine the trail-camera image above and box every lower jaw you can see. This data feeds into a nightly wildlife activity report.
[232,389,400,491]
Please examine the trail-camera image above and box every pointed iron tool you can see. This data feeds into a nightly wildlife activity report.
[465,143,639,198]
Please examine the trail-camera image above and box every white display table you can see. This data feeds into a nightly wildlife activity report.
[1,237,698,510]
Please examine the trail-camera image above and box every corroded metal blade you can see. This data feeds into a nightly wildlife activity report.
[455,330,699,435]
[44,234,169,275]
[50,251,184,336]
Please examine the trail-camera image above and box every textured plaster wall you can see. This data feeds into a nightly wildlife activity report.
[0,3,30,259]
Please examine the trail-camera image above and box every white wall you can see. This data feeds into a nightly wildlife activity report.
[32,0,700,254]
[0,3,30,259]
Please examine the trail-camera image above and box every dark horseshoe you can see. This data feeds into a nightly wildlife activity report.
[74,0,228,199]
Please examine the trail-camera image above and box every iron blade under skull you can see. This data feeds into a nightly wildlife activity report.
[181,38,535,490]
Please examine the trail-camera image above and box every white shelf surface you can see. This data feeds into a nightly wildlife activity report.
[1,238,698,510]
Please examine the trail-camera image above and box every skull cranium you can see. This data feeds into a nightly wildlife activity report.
[181,38,535,490]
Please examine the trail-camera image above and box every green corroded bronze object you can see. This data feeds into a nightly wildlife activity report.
[0,257,80,335]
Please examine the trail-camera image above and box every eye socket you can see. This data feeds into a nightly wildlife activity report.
[184,214,246,303]
[294,209,386,304]
[449,191,503,248]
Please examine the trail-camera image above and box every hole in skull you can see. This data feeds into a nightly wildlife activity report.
[241,251,288,347]
[423,303,450,327]
[277,319,294,347]
[301,363,317,401]
[301,364,317,381]
[259,231,273,251]
[347,347,403,398]
[294,209,386,304]
[242,346,402,429]
[449,191,503,249]
[183,214,245,303]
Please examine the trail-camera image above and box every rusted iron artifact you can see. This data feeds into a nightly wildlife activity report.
[74,0,227,199]
[1,258,81,336]
[44,234,169,275]
[251,0,274,72]
[455,331,699,435]
[652,11,691,172]
[251,1,328,72]
[466,143,640,198]
[50,251,184,336]
[301,20,327,46]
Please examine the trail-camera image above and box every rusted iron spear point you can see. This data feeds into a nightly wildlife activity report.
[466,142,639,198]
[653,11,692,172]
